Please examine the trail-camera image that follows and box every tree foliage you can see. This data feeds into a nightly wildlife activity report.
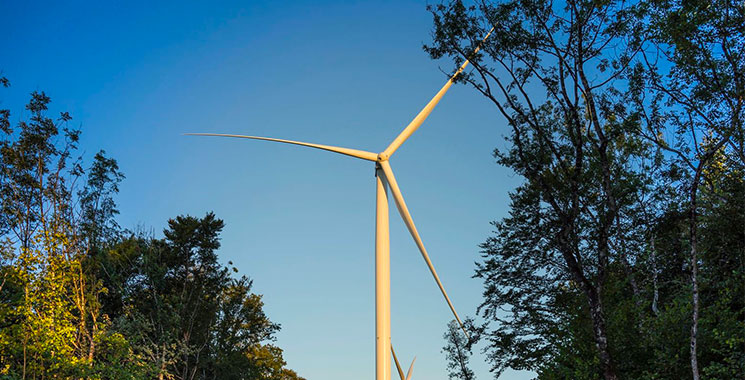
[110,213,303,380]
[0,82,304,379]
[427,0,744,379]
[442,320,478,380]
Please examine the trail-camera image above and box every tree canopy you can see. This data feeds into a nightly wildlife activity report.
[0,78,305,380]
[426,0,744,379]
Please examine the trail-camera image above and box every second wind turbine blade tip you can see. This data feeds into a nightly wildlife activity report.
[406,357,416,380]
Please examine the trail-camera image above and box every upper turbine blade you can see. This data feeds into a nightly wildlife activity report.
[391,345,406,380]
[382,27,496,158]
[184,133,378,161]
[379,161,469,339]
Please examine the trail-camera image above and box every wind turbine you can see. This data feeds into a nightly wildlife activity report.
[187,28,493,380]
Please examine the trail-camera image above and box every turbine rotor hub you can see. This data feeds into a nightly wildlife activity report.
[376,152,389,162]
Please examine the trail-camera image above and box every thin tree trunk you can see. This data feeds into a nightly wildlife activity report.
[690,237,700,380]
[650,237,660,316]
[617,226,642,305]
[449,327,474,380]
[689,173,702,380]
[22,334,27,380]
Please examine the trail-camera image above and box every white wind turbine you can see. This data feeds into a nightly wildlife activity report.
[187,28,493,380]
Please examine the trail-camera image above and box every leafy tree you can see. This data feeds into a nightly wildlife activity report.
[79,150,125,247]
[0,81,304,379]
[442,320,476,380]
[630,0,744,376]
[426,0,648,378]
[109,213,304,380]
[426,0,743,379]
[0,82,148,379]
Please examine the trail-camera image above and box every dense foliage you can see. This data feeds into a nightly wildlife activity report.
[429,0,744,379]
[0,79,304,380]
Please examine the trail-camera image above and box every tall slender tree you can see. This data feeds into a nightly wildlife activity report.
[631,0,744,376]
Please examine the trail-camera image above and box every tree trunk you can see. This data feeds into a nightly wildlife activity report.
[650,237,660,316]
[690,188,701,380]
[561,245,618,380]
[588,289,618,380]
[689,177,701,380]
[690,238,700,380]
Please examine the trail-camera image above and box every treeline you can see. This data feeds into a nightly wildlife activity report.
[0,80,304,379]
[429,0,744,379]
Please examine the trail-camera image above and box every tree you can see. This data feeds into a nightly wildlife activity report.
[630,0,744,376]
[426,0,743,379]
[0,80,305,379]
[426,0,648,378]
[109,213,305,380]
[442,320,476,380]
[79,150,125,248]
[0,82,148,379]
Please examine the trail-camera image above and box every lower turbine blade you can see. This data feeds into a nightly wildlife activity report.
[379,161,469,340]
[184,133,378,161]
[406,357,417,380]
[391,345,406,380]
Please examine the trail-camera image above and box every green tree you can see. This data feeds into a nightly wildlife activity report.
[426,0,648,378]
[442,320,476,380]
[630,0,744,376]
[0,83,148,379]
[426,0,744,379]
[0,80,305,379]
[0,81,305,379]
[109,213,304,380]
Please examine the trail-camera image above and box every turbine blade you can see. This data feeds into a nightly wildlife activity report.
[382,27,496,158]
[391,345,406,380]
[379,161,469,339]
[406,357,417,380]
[184,133,378,161]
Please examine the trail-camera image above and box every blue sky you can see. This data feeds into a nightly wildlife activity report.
[2,1,532,379]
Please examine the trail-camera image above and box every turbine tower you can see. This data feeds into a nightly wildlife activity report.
[187,28,493,380]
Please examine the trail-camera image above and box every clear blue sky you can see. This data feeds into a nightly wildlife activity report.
[1,1,532,379]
